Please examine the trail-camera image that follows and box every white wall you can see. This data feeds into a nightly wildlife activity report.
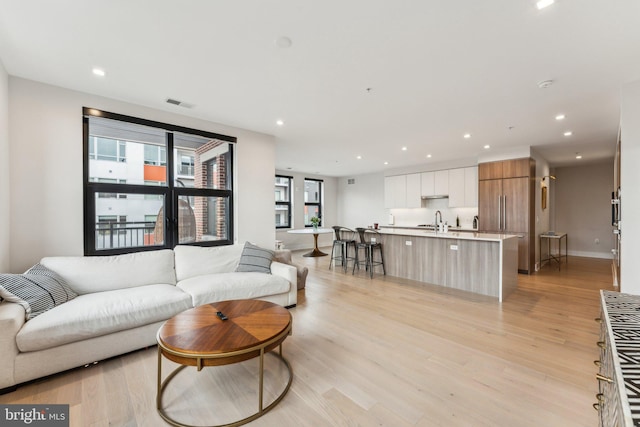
[477,145,533,164]
[621,79,640,293]
[0,60,9,272]
[8,77,276,273]
[275,170,338,251]
[531,149,550,269]
[384,157,477,176]
[336,172,386,228]
[553,161,614,259]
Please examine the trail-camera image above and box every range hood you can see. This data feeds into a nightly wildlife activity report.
[421,195,449,200]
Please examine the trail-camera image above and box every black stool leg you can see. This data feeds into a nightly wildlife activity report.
[352,244,358,274]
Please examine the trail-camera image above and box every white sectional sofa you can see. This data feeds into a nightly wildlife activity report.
[0,244,297,392]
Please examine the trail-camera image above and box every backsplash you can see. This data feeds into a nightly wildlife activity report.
[389,198,478,228]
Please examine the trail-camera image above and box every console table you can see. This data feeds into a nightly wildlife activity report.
[539,232,567,270]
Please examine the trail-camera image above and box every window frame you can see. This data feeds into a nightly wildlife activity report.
[83,108,236,256]
[304,178,323,227]
[275,175,293,229]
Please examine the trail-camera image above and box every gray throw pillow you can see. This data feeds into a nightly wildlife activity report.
[235,242,274,274]
[0,263,78,320]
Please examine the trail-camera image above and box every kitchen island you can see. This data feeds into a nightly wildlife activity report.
[377,228,518,301]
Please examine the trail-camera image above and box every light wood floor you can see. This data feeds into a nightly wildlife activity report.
[1,252,615,426]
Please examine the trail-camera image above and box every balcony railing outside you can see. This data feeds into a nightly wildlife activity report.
[95,221,158,250]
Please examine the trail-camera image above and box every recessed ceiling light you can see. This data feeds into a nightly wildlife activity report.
[276,120,284,126]
[576,153,582,159]
[401,147,408,151]
[564,131,572,136]
[356,155,362,160]
[384,161,389,165]
[426,154,432,158]
[484,145,490,149]
[463,133,471,139]
[555,114,565,120]
[92,68,105,77]
[536,0,555,10]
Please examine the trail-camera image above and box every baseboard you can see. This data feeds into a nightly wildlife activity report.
[568,250,613,259]
[0,385,17,395]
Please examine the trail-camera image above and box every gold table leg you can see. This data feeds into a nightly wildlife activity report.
[157,349,293,427]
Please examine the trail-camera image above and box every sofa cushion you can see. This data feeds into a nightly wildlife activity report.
[174,244,244,281]
[16,284,191,352]
[40,249,177,294]
[0,264,78,320]
[177,272,290,307]
[235,242,273,274]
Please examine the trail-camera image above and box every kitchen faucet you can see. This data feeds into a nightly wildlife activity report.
[435,210,442,226]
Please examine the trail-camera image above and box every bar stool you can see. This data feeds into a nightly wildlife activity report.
[353,228,386,278]
[329,226,358,272]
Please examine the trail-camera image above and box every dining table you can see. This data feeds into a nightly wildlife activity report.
[287,227,334,257]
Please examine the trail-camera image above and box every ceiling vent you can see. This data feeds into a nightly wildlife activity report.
[166,98,194,108]
[347,178,356,185]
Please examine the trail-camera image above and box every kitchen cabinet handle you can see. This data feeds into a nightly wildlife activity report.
[503,195,506,231]
[596,373,614,383]
[594,360,601,367]
[595,317,603,323]
[596,393,605,402]
[597,341,607,350]
[593,403,600,411]
[497,195,501,230]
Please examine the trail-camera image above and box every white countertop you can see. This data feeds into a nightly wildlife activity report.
[377,228,518,242]
[381,225,478,232]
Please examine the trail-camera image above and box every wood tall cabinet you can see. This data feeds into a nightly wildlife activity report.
[478,158,535,273]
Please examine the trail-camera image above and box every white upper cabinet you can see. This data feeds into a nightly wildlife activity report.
[464,166,478,207]
[384,175,407,208]
[448,168,465,207]
[448,166,478,207]
[386,167,478,209]
[420,172,435,197]
[406,173,421,208]
[385,174,420,208]
[434,170,449,195]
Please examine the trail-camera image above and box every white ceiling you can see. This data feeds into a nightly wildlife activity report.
[1,1,639,177]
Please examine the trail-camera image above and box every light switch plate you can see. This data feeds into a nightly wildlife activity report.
[450,245,458,250]
[405,241,412,246]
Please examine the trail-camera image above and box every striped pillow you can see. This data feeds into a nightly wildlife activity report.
[0,263,78,320]
[235,242,274,274]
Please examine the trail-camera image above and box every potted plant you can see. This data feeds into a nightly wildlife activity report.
[310,216,320,230]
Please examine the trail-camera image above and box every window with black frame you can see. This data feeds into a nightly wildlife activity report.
[275,175,292,229]
[83,108,236,255]
[304,178,322,227]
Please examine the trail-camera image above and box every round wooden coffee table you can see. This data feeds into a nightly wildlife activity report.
[156,299,293,427]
